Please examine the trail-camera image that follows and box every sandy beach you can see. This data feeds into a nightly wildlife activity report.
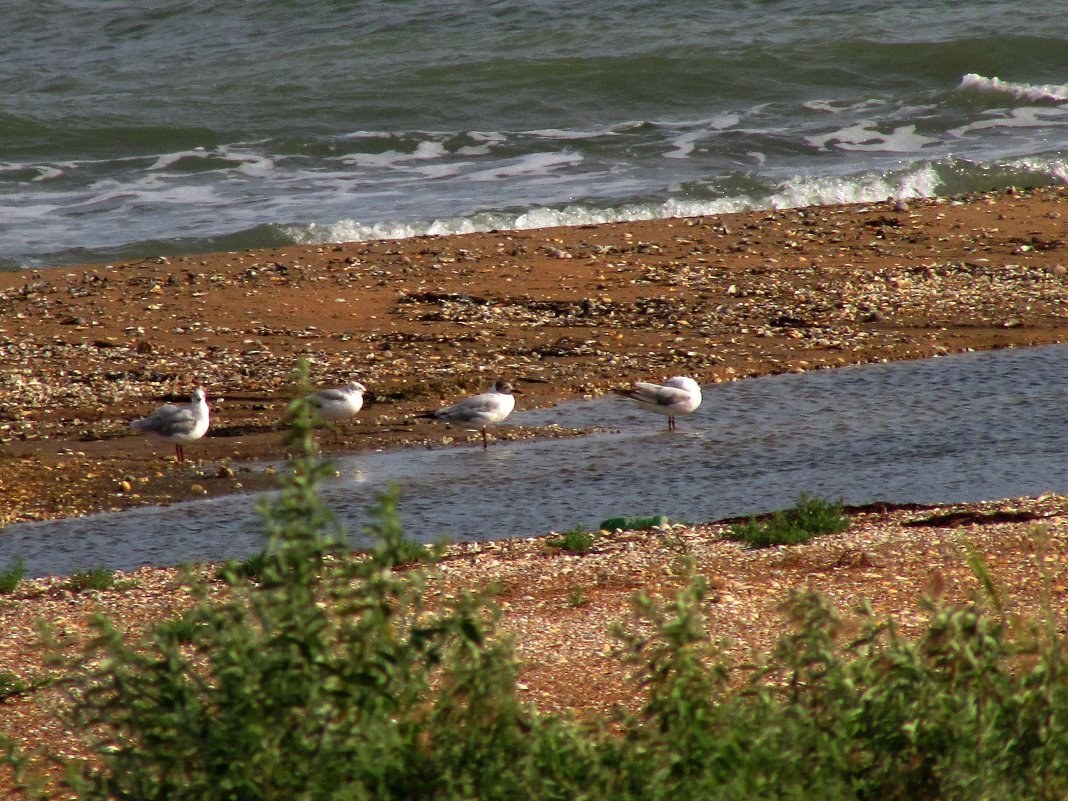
[2,186,1067,525]
[2,188,1068,794]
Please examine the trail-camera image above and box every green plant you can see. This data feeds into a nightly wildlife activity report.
[604,554,1068,800]
[0,671,49,704]
[0,558,24,594]
[567,588,589,608]
[65,568,116,592]
[546,524,597,553]
[599,515,669,531]
[0,672,29,702]
[215,552,271,584]
[149,611,202,647]
[728,492,848,548]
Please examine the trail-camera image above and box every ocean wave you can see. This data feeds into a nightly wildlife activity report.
[1005,155,1068,184]
[959,73,1068,104]
[284,162,952,249]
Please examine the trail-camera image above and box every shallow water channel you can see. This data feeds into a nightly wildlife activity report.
[4,344,1068,577]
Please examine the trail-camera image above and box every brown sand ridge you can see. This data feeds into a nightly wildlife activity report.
[2,189,1068,795]
[1,186,1067,524]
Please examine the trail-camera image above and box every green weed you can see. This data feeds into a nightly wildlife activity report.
[215,552,271,584]
[149,611,202,646]
[0,672,29,702]
[728,492,848,547]
[0,558,24,594]
[546,525,597,553]
[567,588,589,608]
[0,671,48,703]
[65,568,116,592]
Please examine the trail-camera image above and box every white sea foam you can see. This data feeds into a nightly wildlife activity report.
[0,163,63,182]
[526,127,613,140]
[455,134,503,156]
[663,131,703,159]
[959,73,1068,104]
[807,122,938,153]
[342,140,449,169]
[949,107,1068,138]
[146,148,207,172]
[285,163,945,250]
[803,99,888,115]
[465,151,583,182]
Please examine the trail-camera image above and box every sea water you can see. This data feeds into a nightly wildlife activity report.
[1,0,1066,270]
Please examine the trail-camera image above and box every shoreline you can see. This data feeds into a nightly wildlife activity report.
[2,186,1068,527]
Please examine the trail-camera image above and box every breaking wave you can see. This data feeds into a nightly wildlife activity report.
[958,73,1068,104]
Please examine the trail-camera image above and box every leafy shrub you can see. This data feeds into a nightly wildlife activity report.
[608,558,1068,801]
[546,525,597,553]
[728,492,848,547]
[0,558,23,594]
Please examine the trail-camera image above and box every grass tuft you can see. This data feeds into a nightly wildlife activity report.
[728,493,848,547]
[149,612,202,646]
[215,552,272,584]
[0,558,24,594]
[65,567,117,592]
[546,525,597,553]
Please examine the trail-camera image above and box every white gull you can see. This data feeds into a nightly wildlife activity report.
[421,379,520,449]
[307,381,366,441]
[615,376,702,431]
[129,387,210,462]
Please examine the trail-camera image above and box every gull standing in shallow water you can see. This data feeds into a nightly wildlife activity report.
[307,381,366,441]
[129,387,210,462]
[421,379,520,449]
[615,376,702,431]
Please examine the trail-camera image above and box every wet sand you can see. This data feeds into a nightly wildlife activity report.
[1,186,1067,526]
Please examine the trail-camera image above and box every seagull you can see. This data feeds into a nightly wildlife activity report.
[130,387,210,462]
[421,379,520,449]
[307,381,366,441]
[615,376,702,431]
